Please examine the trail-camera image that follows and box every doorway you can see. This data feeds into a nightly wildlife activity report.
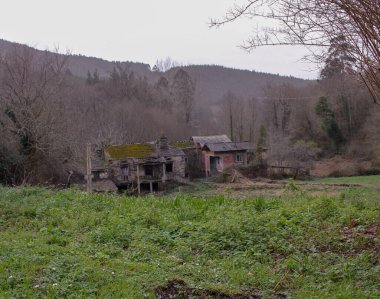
[210,156,220,173]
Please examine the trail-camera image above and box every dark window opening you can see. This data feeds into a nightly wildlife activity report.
[140,182,159,192]
[95,149,103,158]
[121,165,129,181]
[140,183,150,191]
[235,153,243,162]
[121,165,129,175]
[166,163,173,173]
[144,165,153,176]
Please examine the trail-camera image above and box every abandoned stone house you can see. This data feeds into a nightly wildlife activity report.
[191,135,253,176]
[89,134,254,193]
[91,136,187,193]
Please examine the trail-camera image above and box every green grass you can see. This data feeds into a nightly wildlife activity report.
[0,184,379,298]
[312,175,380,185]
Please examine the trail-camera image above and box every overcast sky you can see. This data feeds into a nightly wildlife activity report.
[1,0,320,79]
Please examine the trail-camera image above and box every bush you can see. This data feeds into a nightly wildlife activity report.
[239,160,268,179]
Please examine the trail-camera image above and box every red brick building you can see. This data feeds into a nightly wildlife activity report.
[191,135,253,176]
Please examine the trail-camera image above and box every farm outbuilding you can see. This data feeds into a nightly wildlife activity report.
[191,135,253,176]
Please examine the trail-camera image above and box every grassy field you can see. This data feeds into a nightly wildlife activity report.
[312,175,380,186]
[0,179,379,298]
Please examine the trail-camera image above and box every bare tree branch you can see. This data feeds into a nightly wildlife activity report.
[211,0,380,105]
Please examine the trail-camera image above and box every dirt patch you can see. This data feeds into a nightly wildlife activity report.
[192,174,375,200]
[213,180,356,199]
[341,221,380,240]
[315,222,380,258]
[155,279,261,299]
[338,221,380,255]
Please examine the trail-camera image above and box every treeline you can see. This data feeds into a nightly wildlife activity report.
[0,41,379,185]
[0,46,196,184]
[218,78,378,169]
[215,38,380,170]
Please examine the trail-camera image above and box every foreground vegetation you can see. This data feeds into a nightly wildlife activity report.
[0,182,379,298]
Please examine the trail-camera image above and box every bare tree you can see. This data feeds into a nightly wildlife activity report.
[263,83,297,137]
[171,69,195,124]
[220,91,236,140]
[154,76,173,110]
[0,45,70,183]
[245,97,257,143]
[211,0,380,105]
[152,57,180,72]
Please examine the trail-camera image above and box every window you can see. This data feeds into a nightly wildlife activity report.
[235,153,243,163]
[144,165,153,176]
[121,165,129,176]
[166,163,173,173]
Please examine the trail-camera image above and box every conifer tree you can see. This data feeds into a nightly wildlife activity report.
[316,97,345,152]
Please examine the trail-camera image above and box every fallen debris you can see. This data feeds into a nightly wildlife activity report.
[228,169,255,185]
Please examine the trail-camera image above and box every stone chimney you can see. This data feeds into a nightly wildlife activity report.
[159,134,169,151]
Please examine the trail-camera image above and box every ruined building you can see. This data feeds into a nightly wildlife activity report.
[89,134,254,193]
[90,136,188,193]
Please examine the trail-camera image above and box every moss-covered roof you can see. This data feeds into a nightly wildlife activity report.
[106,144,154,159]
[170,140,194,149]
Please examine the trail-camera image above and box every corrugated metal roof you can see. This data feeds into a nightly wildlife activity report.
[192,135,231,147]
[202,142,253,152]
[158,146,185,157]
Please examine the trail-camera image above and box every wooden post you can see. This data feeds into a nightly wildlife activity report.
[137,164,141,194]
[86,143,92,193]
[162,163,166,183]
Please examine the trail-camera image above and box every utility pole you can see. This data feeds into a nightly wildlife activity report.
[86,143,92,193]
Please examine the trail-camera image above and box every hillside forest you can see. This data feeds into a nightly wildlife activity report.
[0,39,379,185]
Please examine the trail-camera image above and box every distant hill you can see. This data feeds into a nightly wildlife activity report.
[0,39,314,106]
[168,65,312,105]
[0,39,151,78]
